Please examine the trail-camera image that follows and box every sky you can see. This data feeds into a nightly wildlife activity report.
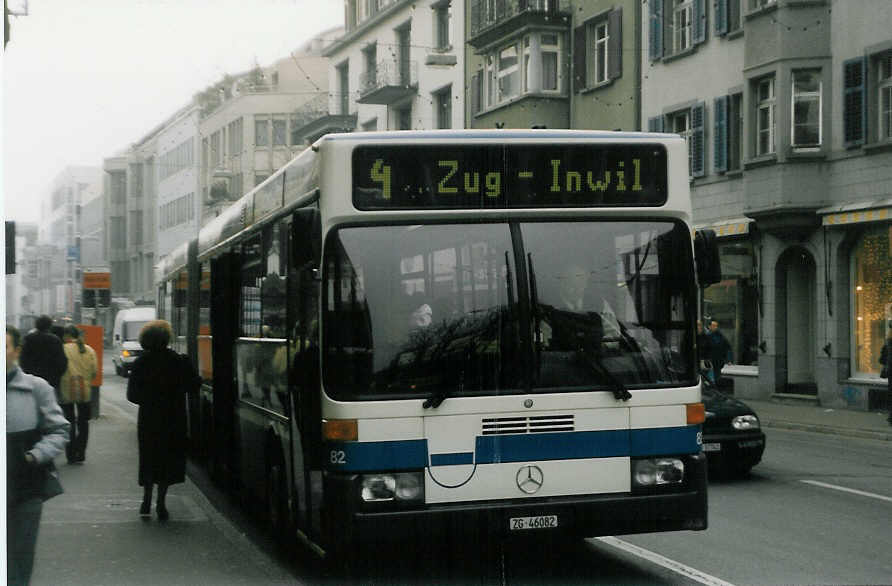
[2,0,343,223]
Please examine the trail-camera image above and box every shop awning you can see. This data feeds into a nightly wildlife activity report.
[694,217,753,237]
[819,197,892,226]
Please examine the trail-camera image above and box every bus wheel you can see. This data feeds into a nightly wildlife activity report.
[266,460,290,541]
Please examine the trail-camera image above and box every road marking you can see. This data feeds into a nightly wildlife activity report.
[595,536,736,586]
[800,480,892,503]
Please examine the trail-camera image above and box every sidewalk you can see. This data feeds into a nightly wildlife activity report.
[743,397,892,442]
[29,381,295,586]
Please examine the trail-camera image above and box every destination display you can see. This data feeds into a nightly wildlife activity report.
[352,143,667,209]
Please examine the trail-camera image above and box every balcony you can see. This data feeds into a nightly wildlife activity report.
[357,59,418,105]
[469,0,568,49]
[290,94,357,144]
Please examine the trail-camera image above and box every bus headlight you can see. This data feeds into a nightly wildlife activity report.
[360,472,424,503]
[732,415,760,430]
[632,458,685,487]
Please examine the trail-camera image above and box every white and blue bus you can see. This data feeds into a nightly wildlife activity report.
[157,130,720,558]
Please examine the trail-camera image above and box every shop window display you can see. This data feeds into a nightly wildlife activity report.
[703,239,759,366]
[852,224,892,377]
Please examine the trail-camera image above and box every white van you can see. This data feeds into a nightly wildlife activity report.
[112,306,156,376]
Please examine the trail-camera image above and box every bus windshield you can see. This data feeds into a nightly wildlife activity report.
[322,220,695,401]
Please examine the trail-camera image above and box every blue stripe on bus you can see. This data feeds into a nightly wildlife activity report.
[327,439,427,472]
[430,452,474,467]
[474,430,629,464]
[325,426,700,472]
[630,426,701,456]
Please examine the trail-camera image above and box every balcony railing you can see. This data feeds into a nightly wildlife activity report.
[358,59,418,105]
[469,0,562,39]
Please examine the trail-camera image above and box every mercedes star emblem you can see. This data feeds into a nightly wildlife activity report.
[516,465,544,494]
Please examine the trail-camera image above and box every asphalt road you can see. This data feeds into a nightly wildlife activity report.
[35,358,892,585]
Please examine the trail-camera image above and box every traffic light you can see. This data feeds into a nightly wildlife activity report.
[5,221,15,274]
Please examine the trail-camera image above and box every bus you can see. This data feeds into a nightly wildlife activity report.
[156,130,721,558]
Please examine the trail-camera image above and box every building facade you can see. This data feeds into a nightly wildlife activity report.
[321,0,465,133]
[34,166,104,321]
[465,0,641,132]
[643,0,891,409]
[197,33,335,227]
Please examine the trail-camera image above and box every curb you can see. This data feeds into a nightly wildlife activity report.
[761,419,892,442]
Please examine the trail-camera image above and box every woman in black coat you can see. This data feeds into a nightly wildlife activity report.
[126,320,199,520]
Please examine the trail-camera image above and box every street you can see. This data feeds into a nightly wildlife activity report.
[26,354,891,585]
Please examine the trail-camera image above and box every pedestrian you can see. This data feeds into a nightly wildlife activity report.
[126,320,200,520]
[59,324,99,464]
[19,314,68,395]
[880,330,892,425]
[7,325,71,586]
[697,320,713,382]
[707,320,732,384]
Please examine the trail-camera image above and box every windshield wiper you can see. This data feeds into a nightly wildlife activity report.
[423,369,463,409]
[582,349,632,401]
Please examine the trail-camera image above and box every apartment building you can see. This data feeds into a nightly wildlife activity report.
[643,0,892,410]
[465,0,641,132]
[197,31,337,227]
[321,0,465,133]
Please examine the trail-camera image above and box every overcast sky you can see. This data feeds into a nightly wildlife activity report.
[2,0,343,223]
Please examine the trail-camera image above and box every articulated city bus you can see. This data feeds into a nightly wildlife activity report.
[156,130,721,558]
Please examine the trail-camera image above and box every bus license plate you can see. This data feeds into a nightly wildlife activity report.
[509,515,558,531]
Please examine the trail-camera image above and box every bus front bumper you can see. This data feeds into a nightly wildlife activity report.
[323,452,707,544]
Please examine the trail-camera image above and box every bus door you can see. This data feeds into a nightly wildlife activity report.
[289,207,323,538]
[210,251,240,487]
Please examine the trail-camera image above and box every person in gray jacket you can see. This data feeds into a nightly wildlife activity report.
[7,324,70,585]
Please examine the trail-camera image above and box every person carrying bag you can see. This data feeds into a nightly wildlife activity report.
[7,324,70,585]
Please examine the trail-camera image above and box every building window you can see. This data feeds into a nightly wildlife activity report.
[591,22,608,86]
[433,85,452,129]
[792,69,821,148]
[649,0,705,61]
[497,43,520,101]
[672,0,693,54]
[336,62,350,115]
[657,102,705,178]
[272,118,287,147]
[851,224,892,377]
[573,8,623,92]
[434,1,451,51]
[703,238,759,366]
[756,76,776,156]
[715,0,741,35]
[254,117,269,147]
[879,54,892,141]
[255,173,270,187]
[228,118,243,157]
[484,32,563,108]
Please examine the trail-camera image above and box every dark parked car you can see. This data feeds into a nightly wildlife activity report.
[701,381,766,476]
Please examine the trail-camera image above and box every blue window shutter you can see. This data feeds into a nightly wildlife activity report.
[715,0,728,36]
[843,57,867,148]
[691,101,706,178]
[648,115,664,133]
[714,96,728,173]
[693,0,707,45]
[649,0,663,61]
